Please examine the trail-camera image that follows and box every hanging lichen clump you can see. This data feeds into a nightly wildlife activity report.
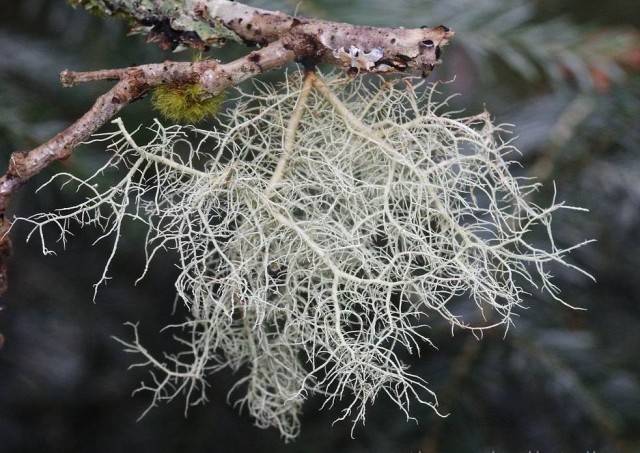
[18,69,592,440]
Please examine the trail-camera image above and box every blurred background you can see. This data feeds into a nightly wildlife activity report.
[0,0,639,451]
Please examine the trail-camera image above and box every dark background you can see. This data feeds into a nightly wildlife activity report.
[1,1,639,452]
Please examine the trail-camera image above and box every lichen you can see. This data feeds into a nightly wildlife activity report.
[332,46,385,71]
[68,0,241,48]
[18,71,591,440]
[67,0,111,17]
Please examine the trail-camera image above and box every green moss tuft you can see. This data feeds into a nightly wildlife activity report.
[151,84,224,124]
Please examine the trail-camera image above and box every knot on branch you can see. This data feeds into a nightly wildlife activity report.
[283,31,324,67]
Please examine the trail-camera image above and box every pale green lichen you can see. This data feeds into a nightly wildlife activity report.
[19,72,592,440]
[68,0,241,47]
[67,0,112,16]
[172,13,241,45]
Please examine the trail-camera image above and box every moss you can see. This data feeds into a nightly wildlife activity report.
[151,83,224,124]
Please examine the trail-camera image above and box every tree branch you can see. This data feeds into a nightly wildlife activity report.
[0,0,454,295]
